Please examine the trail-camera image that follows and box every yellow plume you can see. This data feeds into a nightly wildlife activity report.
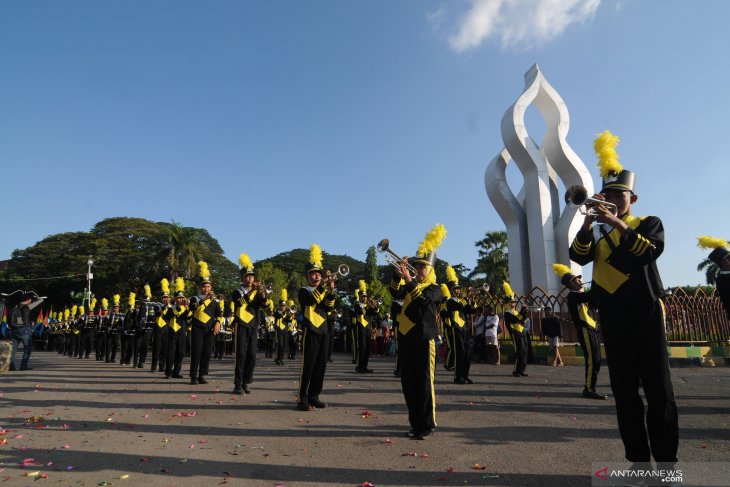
[266,299,274,310]
[89,298,97,310]
[440,283,451,300]
[113,294,120,306]
[502,281,515,298]
[280,288,288,302]
[287,299,295,307]
[144,283,152,300]
[594,130,623,179]
[64,309,70,320]
[417,223,447,257]
[239,253,253,270]
[229,301,234,312]
[552,263,572,278]
[355,289,360,300]
[198,261,211,280]
[309,244,323,267]
[160,278,170,295]
[697,236,729,250]
[79,306,85,315]
[446,265,458,284]
[101,298,109,309]
[359,280,367,293]
[174,277,185,293]
[128,292,136,307]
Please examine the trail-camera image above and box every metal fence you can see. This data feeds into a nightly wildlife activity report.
[475,287,730,344]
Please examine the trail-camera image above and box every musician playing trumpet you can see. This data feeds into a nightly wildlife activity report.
[230,254,267,395]
[353,280,376,373]
[445,266,477,385]
[189,261,222,385]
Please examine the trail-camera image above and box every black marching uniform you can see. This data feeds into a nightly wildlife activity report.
[570,213,678,462]
[353,300,375,372]
[230,286,266,391]
[95,313,107,361]
[717,271,730,318]
[78,314,96,359]
[391,299,403,376]
[566,290,603,395]
[163,303,192,378]
[274,309,289,365]
[135,302,157,368]
[287,319,299,359]
[121,306,138,365]
[441,304,454,371]
[297,284,335,409]
[446,295,476,383]
[504,307,528,376]
[105,311,124,363]
[189,294,222,383]
[389,276,442,438]
[151,303,170,372]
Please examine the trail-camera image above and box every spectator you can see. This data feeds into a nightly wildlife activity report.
[483,305,501,365]
[9,292,45,371]
[541,307,563,366]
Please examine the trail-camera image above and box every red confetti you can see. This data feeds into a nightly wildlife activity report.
[361,483,375,487]
[437,477,449,481]
[447,467,455,473]
[360,410,373,418]
[402,451,418,457]
[20,458,35,466]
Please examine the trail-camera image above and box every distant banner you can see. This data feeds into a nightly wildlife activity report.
[591,462,730,486]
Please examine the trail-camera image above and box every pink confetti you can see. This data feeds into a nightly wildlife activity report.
[13,434,23,439]
[361,483,375,487]
[402,451,418,457]
[20,458,35,466]
[20,446,30,451]
[360,410,373,418]
[189,444,195,449]
[62,444,71,449]
[62,424,69,429]
[381,438,392,444]
[190,394,198,399]
[143,414,149,419]
[66,465,76,471]
[46,462,53,467]
[175,411,198,417]
[199,440,208,444]
[422,453,429,458]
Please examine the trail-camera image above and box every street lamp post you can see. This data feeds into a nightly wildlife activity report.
[87,257,94,306]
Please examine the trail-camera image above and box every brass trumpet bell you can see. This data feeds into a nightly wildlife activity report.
[377,239,417,279]
[564,185,618,217]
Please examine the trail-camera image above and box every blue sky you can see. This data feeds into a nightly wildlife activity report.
[1,0,728,288]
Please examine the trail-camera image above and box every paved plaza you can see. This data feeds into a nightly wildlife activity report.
[1,352,729,486]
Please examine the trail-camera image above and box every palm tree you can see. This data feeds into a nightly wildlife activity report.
[163,221,207,280]
[468,231,509,288]
[697,258,720,286]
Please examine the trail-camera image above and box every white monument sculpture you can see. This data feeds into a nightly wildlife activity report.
[485,64,593,296]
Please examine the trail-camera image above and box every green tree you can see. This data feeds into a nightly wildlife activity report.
[160,220,209,280]
[365,246,378,284]
[468,231,509,288]
[697,258,720,286]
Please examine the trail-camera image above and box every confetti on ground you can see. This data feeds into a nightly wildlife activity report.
[437,477,449,481]
[66,466,76,471]
[381,438,392,444]
[473,464,486,470]
[13,435,23,439]
[22,471,40,477]
[62,444,71,449]
[361,482,375,487]
[175,411,198,417]
[140,458,149,462]
[360,410,373,418]
[447,467,455,473]
[118,474,129,479]
[24,416,45,423]
[20,458,35,466]
[402,451,418,457]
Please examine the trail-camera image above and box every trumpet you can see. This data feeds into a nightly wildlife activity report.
[377,239,417,279]
[564,185,618,217]
[254,282,274,293]
[521,305,543,312]
[325,264,349,281]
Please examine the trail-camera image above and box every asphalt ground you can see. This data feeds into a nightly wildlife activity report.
[1,351,729,487]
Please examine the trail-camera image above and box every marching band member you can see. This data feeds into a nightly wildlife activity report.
[189,261,222,385]
[105,295,123,363]
[78,301,96,359]
[349,290,360,365]
[388,224,446,440]
[287,300,299,360]
[230,254,267,395]
[697,236,730,317]
[121,294,137,365]
[150,279,171,372]
[135,284,159,368]
[274,290,290,365]
[445,266,476,385]
[353,280,374,373]
[553,264,607,399]
[569,131,677,464]
[502,282,529,377]
[390,297,403,377]
[96,298,109,361]
[163,277,192,379]
[440,296,454,372]
[297,244,336,411]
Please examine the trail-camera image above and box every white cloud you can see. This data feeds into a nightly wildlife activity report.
[426,4,448,30]
[448,0,601,52]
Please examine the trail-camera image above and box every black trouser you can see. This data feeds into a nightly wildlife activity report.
[399,335,436,432]
[288,334,298,359]
[264,331,274,358]
[298,328,328,403]
[190,324,214,379]
[576,325,601,391]
[510,329,528,374]
[121,333,134,364]
[444,325,455,369]
[357,325,370,370]
[78,329,94,358]
[166,330,186,376]
[600,300,678,463]
[472,334,488,363]
[327,323,334,360]
[393,325,400,372]
[275,328,287,362]
[452,325,471,380]
[350,327,358,363]
[95,330,105,360]
[105,332,119,363]
[151,326,168,371]
[234,324,257,386]
[134,330,151,367]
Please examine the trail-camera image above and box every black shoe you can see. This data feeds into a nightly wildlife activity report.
[352,360,357,364]
[512,372,521,377]
[137,364,143,368]
[19,366,33,371]
[297,401,312,411]
[405,428,417,438]
[355,367,366,373]
[519,372,528,377]
[198,376,209,384]
[364,368,374,373]
[164,375,171,379]
[327,359,334,362]
[393,370,401,377]
[243,386,250,394]
[309,397,327,409]
[454,378,467,385]
[172,374,183,379]
[190,378,199,385]
[233,385,243,395]
[150,368,156,373]
[465,378,474,384]
[583,389,608,400]
[416,428,434,440]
